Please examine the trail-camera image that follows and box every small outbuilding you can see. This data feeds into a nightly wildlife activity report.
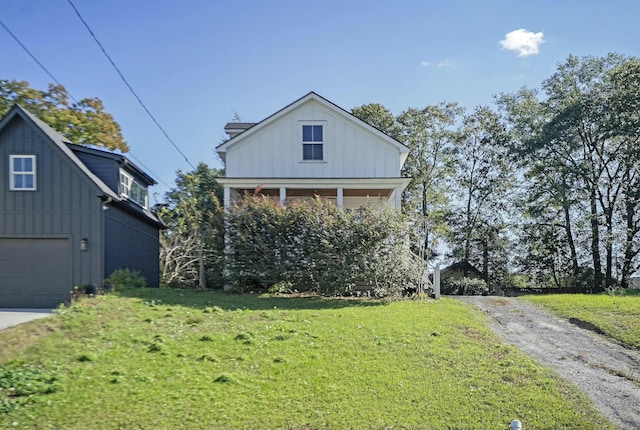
[440,261,485,282]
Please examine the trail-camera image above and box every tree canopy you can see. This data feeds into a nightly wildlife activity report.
[351,52,640,292]
[0,79,128,152]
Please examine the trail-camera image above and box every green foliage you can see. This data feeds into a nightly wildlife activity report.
[441,277,490,295]
[0,361,59,413]
[351,103,397,135]
[501,53,640,291]
[397,103,461,258]
[105,268,147,291]
[158,163,224,288]
[448,106,513,284]
[224,196,420,297]
[0,79,127,151]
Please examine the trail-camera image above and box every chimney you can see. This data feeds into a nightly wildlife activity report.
[224,122,256,138]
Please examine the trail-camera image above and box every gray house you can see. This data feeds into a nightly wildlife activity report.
[0,105,163,308]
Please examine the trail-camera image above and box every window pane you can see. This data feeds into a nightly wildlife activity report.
[13,158,22,172]
[25,175,34,189]
[24,158,33,172]
[313,125,323,142]
[302,125,312,142]
[303,143,313,159]
[314,144,323,160]
[14,175,23,188]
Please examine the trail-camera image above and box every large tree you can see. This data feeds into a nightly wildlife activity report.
[158,163,224,288]
[352,102,460,260]
[396,103,461,258]
[449,105,513,283]
[0,79,128,152]
[501,53,640,290]
[608,57,640,287]
[351,103,397,136]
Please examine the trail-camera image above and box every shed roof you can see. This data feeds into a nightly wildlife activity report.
[68,143,156,185]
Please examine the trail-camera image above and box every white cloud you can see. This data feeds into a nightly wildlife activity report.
[500,29,544,57]
[421,59,453,68]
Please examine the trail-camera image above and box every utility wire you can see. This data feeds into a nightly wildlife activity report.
[0,19,79,104]
[1,17,172,189]
[66,0,196,170]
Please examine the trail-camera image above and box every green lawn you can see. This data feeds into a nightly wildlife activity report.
[523,293,640,350]
[0,289,612,429]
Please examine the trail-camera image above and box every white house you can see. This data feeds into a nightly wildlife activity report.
[215,92,411,209]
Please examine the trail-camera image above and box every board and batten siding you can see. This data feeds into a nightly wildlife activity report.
[0,115,104,289]
[104,205,160,288]
[225,99,401,178]
[74,151,119,192]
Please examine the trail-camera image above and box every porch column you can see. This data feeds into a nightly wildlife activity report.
[223,186,231,210]
[279,187,287,205]
[337,187,344,208]
[394,187,402,209]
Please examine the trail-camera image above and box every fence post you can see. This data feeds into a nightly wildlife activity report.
[434,263,440,300]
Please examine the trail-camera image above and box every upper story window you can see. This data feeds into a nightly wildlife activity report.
[302,124,323,160]
[119,169,148,208]
[9,155,36,191]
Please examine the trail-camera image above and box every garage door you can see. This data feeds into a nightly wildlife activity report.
[0,238,72,308]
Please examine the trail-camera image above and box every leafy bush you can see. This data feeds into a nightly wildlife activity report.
[441,277,490,296]
[104,268,147,291]
[224,196,420,297]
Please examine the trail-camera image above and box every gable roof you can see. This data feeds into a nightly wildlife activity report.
[440,261,485,279]
[216,91,409,160]
[0,104,163,227]
[0,104,120,200]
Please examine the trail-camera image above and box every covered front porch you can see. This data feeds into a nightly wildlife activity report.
[217,177,411,210]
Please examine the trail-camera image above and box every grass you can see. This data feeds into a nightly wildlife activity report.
[523,292,640,350]
[0,289,613,430]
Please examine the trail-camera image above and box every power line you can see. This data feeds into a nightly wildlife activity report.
[66,0,196,170]
[123,152,173,189]
[0,19,79,104]
[1,17,172,189]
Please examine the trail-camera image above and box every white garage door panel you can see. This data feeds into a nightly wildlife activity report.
[0,238,72,308]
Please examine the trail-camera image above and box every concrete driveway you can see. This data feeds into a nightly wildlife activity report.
[0,309,53,330]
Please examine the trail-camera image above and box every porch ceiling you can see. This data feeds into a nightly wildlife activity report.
[232,188,392,198]
[216,177,411,191]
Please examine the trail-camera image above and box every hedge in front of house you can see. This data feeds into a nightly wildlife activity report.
[224,196,420,297]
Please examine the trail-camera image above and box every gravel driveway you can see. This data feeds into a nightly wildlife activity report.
[457,296,640,430]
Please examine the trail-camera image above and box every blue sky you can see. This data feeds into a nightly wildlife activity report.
[2,0,639,201]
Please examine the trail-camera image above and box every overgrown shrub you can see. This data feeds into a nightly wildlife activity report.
[441,277,490,295]
[224,196,420,297]
[104,268,147,291]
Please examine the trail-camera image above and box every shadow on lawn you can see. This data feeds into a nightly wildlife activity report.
[115,287,386,311]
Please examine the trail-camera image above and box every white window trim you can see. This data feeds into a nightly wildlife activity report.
[119,169,132,198]
[9,155,37,191]
[301,121,326,161]
[119,169,148,209]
